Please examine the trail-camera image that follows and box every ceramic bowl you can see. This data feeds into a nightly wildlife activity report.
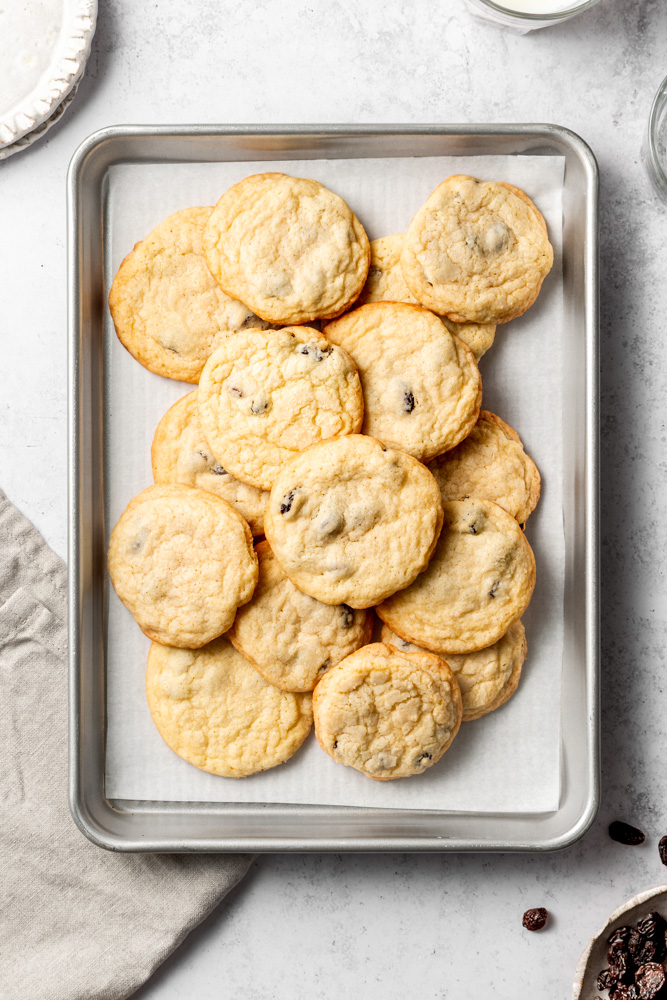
[573,884,667,998]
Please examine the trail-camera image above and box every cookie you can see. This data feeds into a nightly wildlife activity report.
[380,620,526,722]
[401,176,554,324]
[357,233,496,360]
[324,302,482,461]
[377,498,535,653]
[197,326,363,491]
[312,642,462,780]
[146,636,313,777]
[151,391,268,536]
[107,484,258,648]
[265,435,443,609]
[428,410,541,524]
[203,173,370,324]
[228,541,373,692]
[108,206,270,383]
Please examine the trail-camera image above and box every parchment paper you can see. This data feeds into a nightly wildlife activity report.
[104,153,564,813]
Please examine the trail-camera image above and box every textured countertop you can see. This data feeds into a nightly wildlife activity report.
[2,0,667,996]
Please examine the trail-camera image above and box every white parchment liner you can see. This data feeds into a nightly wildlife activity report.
[104,154,564,813]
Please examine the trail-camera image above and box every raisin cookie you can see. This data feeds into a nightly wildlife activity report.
[197,326,364,490]
[107,484,258,648]
[428,411,541,524]
[312,642,462,780]
[228,541,373,692]
[264,434,443,609]
[324,302,482,461]
[203,173,370,325]
[377,498,535,653]
[380,620,526,722]
[146,636,313,777]
[108,206,270,382]
[357,233,496,360]
[151,391,268,536]
[401,176,554,324]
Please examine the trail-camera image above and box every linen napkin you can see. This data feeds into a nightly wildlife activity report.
[0,490,254,1000]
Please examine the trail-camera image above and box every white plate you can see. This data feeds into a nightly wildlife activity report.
[0,0,96,149]
[0,83,79,162]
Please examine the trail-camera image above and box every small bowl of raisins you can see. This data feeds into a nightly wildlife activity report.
[574,886,667,999]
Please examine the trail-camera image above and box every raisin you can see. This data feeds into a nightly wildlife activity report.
[318,659,331,675]
[609,949,633,984]
[332,739,338,750]
[631,933,657,967]
[210,463,227,475]
[489,582,499,598]
[251,398,268,414]
[637,914,666,940]
[609,928,634,949]
[229,386,244,398]
[635,963,666,999]
[280,490,295,515]
[416,753,432,765]
[403,390,415,413]
[522,908,548,931]
[300,344,331,362]
[367,265,382,279]
[609,822,645,846]
[469,522,478,534]
[610,986,639,1000]
[340,605,354,628]
[598,969,617,991]
[659,837,667,867]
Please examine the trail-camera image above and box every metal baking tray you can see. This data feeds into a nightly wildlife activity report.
[68,124,599,852]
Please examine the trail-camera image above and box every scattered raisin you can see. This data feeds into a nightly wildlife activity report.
[210,463,227,475]
[403,390,415,413]
[416,753,432,765]
[609,822,646,846]
[229,386,244,398]
[659,837,667,867]
[318,659,331,675]
[522,907,548,931]
[489,582,499,598]
[280,490,295,515]
[635,963,666,999]
[332,739,338,750]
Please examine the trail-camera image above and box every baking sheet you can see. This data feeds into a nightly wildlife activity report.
[104,153,565,813]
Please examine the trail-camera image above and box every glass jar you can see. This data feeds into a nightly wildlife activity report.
[465,0,602,31]
[643,75,667,205]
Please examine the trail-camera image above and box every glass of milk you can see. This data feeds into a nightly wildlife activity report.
[643,74,667,205]
[465,0,602,31]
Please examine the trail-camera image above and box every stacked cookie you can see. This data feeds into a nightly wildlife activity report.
[107,171,551,782]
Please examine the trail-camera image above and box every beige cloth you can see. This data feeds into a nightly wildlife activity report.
[0,490,254,999]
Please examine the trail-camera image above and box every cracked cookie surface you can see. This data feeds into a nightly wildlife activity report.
[357,233,496,360]
[312,642,462,780]
[203,173,370,324]
[197,326,364,490]
[401,176,553,324]
[377,498,535,653]
[380,620,526,722]
[146,636,313,777]
[151,390,268,536]
[107,484,258,648]
[228,541,372,692]
[108,206,270,382]
[264,434,443,609]
[324,302,482,461]
[428,410,541,524]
